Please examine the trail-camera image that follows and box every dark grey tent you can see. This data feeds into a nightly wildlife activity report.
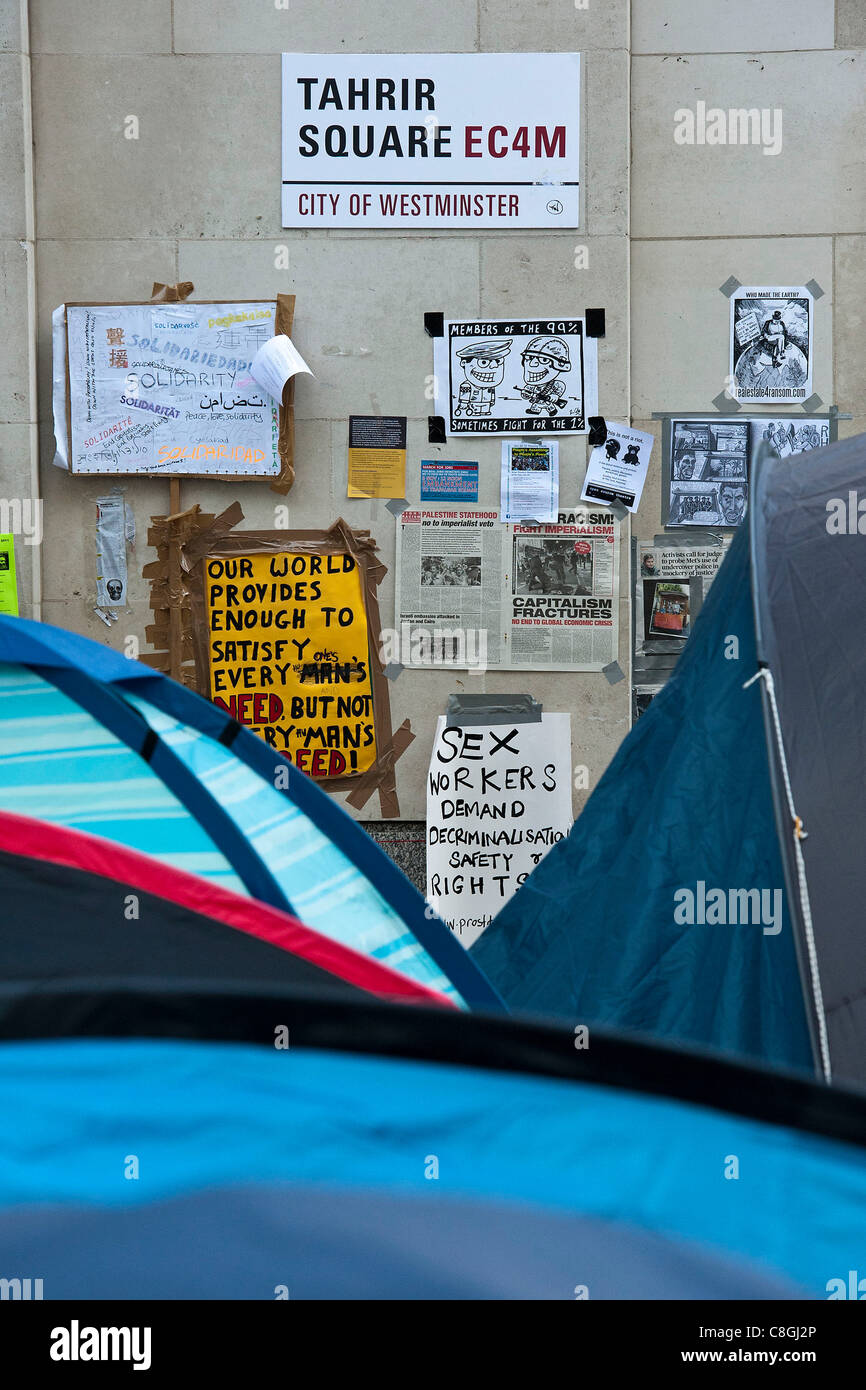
[752,432,866,1084]
[473,433,866,1090]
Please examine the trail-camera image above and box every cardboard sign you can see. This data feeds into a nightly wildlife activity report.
[282,53,581,229]
[180,513,411,809]
[426,712,572,946]
[205,549,377,778]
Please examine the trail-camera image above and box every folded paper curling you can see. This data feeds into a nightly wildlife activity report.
[250,334,313,403]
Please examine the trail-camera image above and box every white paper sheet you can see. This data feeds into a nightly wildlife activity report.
[250,333,313,403]
[500,441,559,523]
[581,422,653,514]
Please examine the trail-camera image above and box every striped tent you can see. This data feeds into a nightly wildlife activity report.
[0,614,499,1010]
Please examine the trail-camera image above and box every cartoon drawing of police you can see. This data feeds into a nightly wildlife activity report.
[454,340,512,417]
[516,336,570,415]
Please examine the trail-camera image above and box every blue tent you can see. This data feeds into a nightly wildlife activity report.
[472,505,813,1070]
[0,986,864,1299]
[473,434,866,1085]
[0,614,499,1011]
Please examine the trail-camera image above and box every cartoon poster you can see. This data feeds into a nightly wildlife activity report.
[65,302,281,475]
[433,317,598,435]
[666,415,831,527]
[730,287,813,404]
[581,423,653,513]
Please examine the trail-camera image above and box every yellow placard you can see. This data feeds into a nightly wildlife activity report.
[205,549,377,779]
[347,446,406,499]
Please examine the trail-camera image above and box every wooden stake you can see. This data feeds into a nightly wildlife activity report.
[168,478,182,681]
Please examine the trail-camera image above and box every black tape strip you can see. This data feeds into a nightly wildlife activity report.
[585,308,606,338]
[218,720,242,749]
[428,416,447,443]
[139,729,158,763]
[587,416,607,448]
[424,312,445,338]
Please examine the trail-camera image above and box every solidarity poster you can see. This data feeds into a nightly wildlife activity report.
[205,549,377,780]
[66,302,281,476]
[426,712,572,946]
[282,52,580,228]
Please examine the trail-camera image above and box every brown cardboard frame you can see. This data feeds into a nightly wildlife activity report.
[178,511,412,817]
[63,290,297,493]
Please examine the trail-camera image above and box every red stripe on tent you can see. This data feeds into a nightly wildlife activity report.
[0,811,454,1009]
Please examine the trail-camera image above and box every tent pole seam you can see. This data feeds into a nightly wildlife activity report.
[40,665,298,919]
[744,667,832,1083]
[122,676,505,1011]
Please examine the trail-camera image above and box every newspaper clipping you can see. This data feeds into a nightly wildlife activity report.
[395,505,619,672]
[632,537,731,718]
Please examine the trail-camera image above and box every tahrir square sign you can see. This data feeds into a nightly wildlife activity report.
[281,53,581,229]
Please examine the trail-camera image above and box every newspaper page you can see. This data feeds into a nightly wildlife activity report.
[394,507,504,669]
[508,509,619,671]
[395,505,620,672]
[632,537,731,716]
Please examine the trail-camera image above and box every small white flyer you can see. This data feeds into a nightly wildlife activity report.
[500,441,559,523]
[581,423,653,513]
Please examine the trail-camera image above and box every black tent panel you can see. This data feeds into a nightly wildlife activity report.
[751,433,866,1086]
[0,845,365,1001]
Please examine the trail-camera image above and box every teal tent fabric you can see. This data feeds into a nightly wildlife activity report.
[0,1034,860,1295]
[471,526,814,1073]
